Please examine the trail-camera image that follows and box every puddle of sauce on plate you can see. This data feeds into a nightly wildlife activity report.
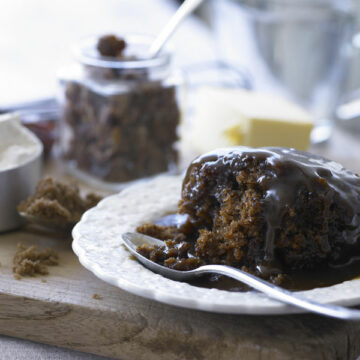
[154,213,360,292]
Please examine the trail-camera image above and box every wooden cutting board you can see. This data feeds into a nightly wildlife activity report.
[1,227,360,360]
[0,129,360,360]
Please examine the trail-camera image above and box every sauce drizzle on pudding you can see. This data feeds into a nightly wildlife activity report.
[137,147,360,290]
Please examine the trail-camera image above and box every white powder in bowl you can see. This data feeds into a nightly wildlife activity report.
[0,113,43,171]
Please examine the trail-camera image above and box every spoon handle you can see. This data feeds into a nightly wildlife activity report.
[149,0,205,58]
[197,264,360,320]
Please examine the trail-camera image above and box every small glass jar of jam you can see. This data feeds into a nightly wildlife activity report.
[57,34,183,189]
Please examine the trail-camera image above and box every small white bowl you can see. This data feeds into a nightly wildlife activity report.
[0,114,43,232]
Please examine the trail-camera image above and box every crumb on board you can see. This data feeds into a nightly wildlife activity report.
[41,279,47,283]
[13,243,59,279]
[92,293,102,300]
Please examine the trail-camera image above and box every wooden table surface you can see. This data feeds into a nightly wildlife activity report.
[0,127,360,360]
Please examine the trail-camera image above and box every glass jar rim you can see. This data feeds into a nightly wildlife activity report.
[73,33,172,70]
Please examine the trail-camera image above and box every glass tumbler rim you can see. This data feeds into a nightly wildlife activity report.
[230,0,354,13]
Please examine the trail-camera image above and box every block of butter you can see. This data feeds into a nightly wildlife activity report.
[190,86,313,153]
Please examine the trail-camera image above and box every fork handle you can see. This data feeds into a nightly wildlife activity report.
[197,264,360,320]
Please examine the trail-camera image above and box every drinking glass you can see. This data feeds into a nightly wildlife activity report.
[211,0,357,143]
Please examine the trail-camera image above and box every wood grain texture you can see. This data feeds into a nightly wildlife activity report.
[0,211,359,359]
[0,128,360,360]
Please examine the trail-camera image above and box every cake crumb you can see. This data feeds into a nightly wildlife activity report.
[92,293,102,300]
[97,34,126,57]
[13,243,59,278]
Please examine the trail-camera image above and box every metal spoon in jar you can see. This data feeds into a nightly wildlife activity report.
[123,232,360,320]
[148,0,205,58]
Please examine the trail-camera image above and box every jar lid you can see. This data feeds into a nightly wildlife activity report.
[74,34,172,70]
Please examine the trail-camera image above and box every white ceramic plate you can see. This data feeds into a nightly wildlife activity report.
[72,175,360,315]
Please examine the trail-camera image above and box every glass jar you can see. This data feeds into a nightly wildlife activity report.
[58,35,183,189]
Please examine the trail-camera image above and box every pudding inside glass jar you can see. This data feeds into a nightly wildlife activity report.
[58,34,183,189]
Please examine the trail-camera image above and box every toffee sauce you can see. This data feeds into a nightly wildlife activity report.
[183,147,360,265]
[155,213,360,292]
[155,146,360,294]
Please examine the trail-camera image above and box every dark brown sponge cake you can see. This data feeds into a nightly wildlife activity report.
[178,147,360,275]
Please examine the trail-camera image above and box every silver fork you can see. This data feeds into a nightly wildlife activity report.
[122,232,360,320]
